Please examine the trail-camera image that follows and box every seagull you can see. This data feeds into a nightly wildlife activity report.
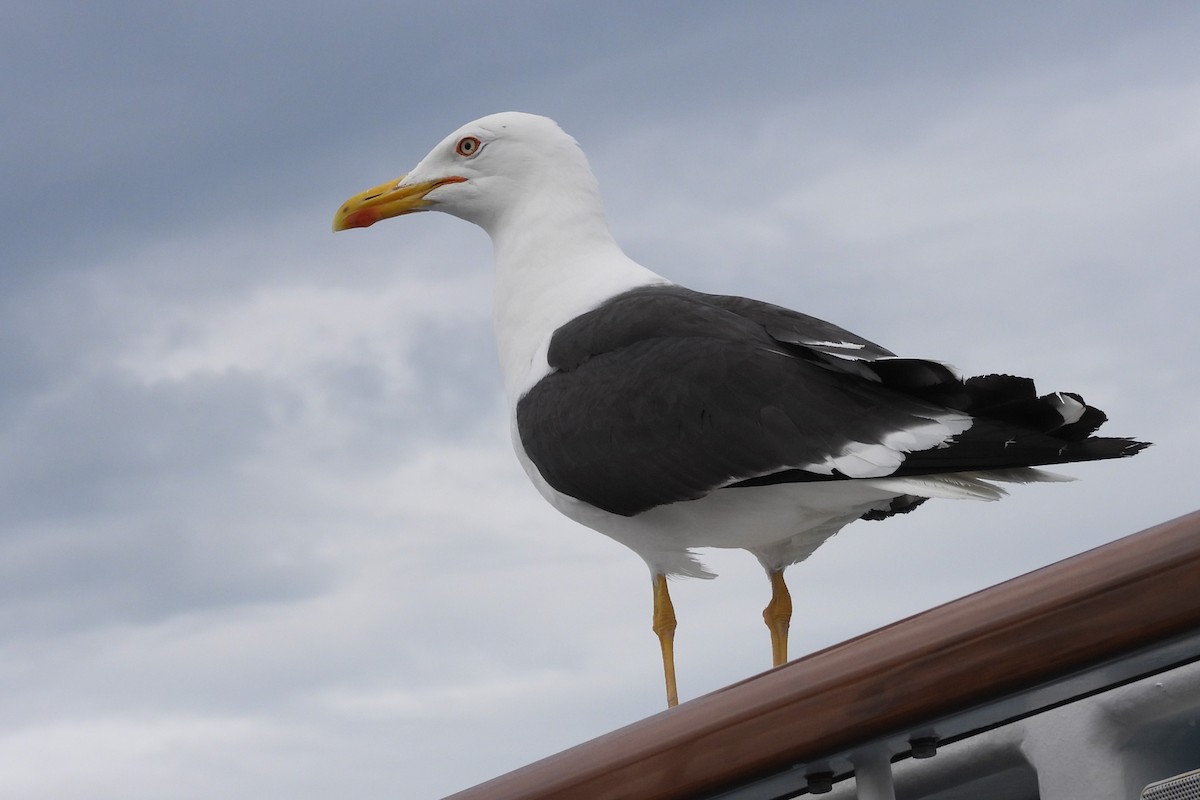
[333,112,1148,707]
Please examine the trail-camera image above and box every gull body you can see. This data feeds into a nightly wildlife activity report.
[334,112,1147,706]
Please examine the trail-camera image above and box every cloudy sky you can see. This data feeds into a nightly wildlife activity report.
[3,3,1199,797]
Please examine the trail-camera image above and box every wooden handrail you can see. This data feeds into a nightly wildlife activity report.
[444,510,1200,800]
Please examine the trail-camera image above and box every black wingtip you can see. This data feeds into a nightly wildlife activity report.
[1122,439,1153,457]
[1068,436,1152,462]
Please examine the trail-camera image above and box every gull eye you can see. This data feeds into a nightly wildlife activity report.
[455,136,482,157]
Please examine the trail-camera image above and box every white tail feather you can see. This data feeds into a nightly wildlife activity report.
[872,466,1075,503]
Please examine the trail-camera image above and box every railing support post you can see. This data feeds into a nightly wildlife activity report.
[852,748,896,800]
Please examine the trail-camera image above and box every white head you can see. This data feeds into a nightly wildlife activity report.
[335,112,663,402]
[333,112,604,236]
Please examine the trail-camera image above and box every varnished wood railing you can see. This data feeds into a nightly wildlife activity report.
[444,510,1200,800]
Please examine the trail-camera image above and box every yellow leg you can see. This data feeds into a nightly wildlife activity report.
[652,573,679,707]
[763,569,792,668]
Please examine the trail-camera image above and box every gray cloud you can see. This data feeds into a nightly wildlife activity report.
[1,3,1196,798]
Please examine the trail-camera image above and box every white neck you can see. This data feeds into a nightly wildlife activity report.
[484,191,665,402]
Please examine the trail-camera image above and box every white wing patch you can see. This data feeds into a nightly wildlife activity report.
[800,339,872,362]
[799,413,974,478]
[802,339,866,350]
[1048,392,1086,426]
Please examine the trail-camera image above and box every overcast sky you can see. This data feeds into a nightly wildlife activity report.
[3,3,1199,798]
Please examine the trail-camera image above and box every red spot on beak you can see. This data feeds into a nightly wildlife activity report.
[339,207,381,229]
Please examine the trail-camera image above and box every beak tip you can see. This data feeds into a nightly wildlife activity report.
[332,209,377,232]
[333,172,434,233]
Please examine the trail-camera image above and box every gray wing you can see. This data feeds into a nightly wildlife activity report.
[517,286,1147,517]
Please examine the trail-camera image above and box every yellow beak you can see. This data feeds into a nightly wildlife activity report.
[332,175,466,231]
